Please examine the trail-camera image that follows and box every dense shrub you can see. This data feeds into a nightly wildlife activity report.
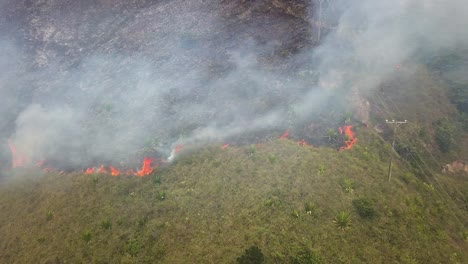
[434,118,456,153]
[237,246,264,264]
[353,197,376,219]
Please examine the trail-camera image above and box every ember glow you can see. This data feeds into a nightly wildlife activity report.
[338,125,357,151]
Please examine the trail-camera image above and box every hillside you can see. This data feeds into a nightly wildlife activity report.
[1,129,467,263]
[0,0,468,263]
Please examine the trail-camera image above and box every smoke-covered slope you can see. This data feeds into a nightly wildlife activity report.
[0,0,315,169]
[2,0,467,171]
[0,0,467,263]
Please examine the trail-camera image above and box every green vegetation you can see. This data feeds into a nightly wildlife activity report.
[333,211,352,230]
[46,210,54,221]
[153,175,162,185]
[291,248,322,264]
[316,165,325,176]
[463,231,468,241]
[237,246,264,264]
[0,135,466,263]
[324,128,338,142]
[91,174,99,185]
[268,154,277,164]
[126,239,142,257]
[246,144,257,155]
[100,219,112,230]
[340,178,355,193]
[158,191,166,201]
[304,202,319,217]
[80,230,92,243]
[352,197,376,219]
[291,209,301,219]
[435,118,456,153]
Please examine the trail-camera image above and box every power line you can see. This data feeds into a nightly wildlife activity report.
[385,119,407,182]
[374,93,468,227]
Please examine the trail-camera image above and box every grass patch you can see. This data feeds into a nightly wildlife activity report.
[46,210,54,221]
[80,230,92,243]
[291,248,322,264]
[100,219,112,230]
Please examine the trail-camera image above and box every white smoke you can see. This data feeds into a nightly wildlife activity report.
[1,0,467,168]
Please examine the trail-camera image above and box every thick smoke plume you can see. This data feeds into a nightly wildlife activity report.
[1,0,467,171]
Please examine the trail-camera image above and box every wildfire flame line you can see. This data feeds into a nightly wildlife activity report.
[6,125,355,176]
[135,157,154,177]
[338,125,357,151]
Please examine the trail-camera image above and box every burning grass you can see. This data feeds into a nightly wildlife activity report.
[0,130,467,263]
[4,123,356,180]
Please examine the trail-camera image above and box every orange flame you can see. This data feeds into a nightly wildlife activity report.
[135,157,154,176]
[42,167,54,173]
[174,144,183,153]
[297,139,313,147]
[279,130,289,139]
[338,125,357,151]
[36,160,45,168]
[7,139,27,168]
[98,165,108,174]
[84,167,95,174]
[221,144,229,149]
[109,166,120,176]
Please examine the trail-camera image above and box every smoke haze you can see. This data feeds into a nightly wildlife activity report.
[1,0,467,170]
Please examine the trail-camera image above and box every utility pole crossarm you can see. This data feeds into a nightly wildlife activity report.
[386,119,408,182]
[385,119,408,125]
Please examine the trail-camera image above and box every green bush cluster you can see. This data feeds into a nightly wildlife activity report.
[304,202,319,217]
[237,246,264,264]
[333,211,351,230]
[81,230,92,243]
[340,178,355,193]
[352,197,376,219]
[434,118,456,153]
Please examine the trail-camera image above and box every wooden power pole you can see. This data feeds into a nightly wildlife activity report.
[386,119,407,182]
